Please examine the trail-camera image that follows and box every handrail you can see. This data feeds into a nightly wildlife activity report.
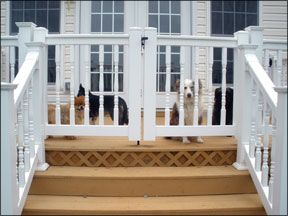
[157,35,238,47]
[46,33,129,45]
[13,51,39,107]
[245,53,278,112]
[263,39,287,50]
[1,35,19,46]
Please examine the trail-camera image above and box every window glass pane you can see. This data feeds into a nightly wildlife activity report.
[118,74,123,91]
[160,15,169,33]
[24,10,35,22]
[104,45,112,52]
[212,1,222,11]
[159,54,166,72]
[212,61,222,84]
[104,53,112,72]
[158,74,166,92]
[160,46,166,53]
[212,12,223,34]
[36,10,47,29]
[103,1,113,13]
[224,13,234,34]
[11,10,23,33]
[92,1,101,13]
[246,1,257,13]
[171,74,180,91]
[12,1,24,9]
[91,14,101,32]
[114,14,124,32]
[49,1,60,9]
[171,54,180,72]
[171,15,180,33]
[247,14,257,26]
[171,46,180,53]
[149,1,158,13]
[160,1,169,13]
[227,62,234,83]
[214,48,222,61]
[235,13,245,31]
[103,14,112,32]
[48,10,60,32]
[114,1,124,13]
[224,1,234,11]
[119,54,123,72]
[48,46,55,59]
[91,53,99,72]
[171,1,180,14]
[36,1,47,9]
[91,74,100,91]
[48,60,56,83]
[91,45,99,52]
[104,74,112,91]
[149,15,158,29]
[235,1,245,12]
[24,1,35,9]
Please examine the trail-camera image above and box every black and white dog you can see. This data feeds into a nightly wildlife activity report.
[77,84,129,125]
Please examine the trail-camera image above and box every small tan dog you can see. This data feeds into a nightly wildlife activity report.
[170,79,204,144]
[48,96,85,139]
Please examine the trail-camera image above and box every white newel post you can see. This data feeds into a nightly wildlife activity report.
[143,27,157,140]
[272,87,287,215]
[245,26,263,62]
[31,27,49,171]
[232,30,249,170]
[1,82,19,215]
[128,27,142,141]
[16,22,36,67]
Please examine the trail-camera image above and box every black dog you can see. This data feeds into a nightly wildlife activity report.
[212,87,233,125]
[77,84,129,125]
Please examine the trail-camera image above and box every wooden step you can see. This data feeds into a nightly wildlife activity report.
[45,136,237,167]
[29,166,256,197]
[23,194,266,215]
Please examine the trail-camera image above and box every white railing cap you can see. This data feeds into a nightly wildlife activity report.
[16,22,36,28]
[1,82,17,90]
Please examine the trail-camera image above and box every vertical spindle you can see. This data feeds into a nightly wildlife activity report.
[55,45,61,125]
[221,47,227,125]
[165,46,171,126]
[84,45,90,125]
[28,80,35,157]
[261,102,270,186]
[9,46,15,82]
[179,46,185,126]
[263,49,269,74]
[114,45,119,125]
[70,45,75,125]
[23,90,30,172]
[269,116,276,203]
[17,104,25,187]
[255,90,263,171]
[276,50,283,86]
[207,47,213,125]
[249,80,257,158]
[99,45,104,125]
[193,47,199,126]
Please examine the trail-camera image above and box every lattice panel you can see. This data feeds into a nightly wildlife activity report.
[46,150,236,167]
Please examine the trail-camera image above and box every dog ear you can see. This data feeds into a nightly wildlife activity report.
[175,79,180,92]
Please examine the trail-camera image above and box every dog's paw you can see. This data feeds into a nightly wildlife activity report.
[182,137,190,144]
[196,137,204,143]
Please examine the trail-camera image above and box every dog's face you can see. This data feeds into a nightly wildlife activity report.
[175,79,202,99]
[74,96,85,111]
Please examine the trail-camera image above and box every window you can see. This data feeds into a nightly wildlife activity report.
[148,1,181,92]
[90,1,124,92]
[10,1,60,83]
[211,1,258,84]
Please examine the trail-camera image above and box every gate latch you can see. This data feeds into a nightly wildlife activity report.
[141,37,148,49]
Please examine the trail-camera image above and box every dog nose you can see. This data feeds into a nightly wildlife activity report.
[187,93,192,98]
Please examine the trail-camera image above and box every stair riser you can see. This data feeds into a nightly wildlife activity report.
[29,176,256,197]
[45,150,237,167]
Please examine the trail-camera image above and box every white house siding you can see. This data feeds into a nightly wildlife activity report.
[1,1,8,82]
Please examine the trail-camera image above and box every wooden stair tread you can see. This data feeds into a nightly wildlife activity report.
[23,194,265,215]
[34,165,249,179]
[45,136,237,151]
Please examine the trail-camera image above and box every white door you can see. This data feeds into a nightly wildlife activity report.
[79,1,193,108]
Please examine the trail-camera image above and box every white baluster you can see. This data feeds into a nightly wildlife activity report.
[207,47,213,125]
[220,47,227,125]
[276,50,283,86]
[261,102,270,187]
[165,46,171,126]
[114,45,119,125]
[70,45,75,125]
[255,90,263,172]
[179,46,185,126]
[23,90,30,172]
[249,80,257,158]
[55,45,61,125]
[269,116,276,203]
[28,80,35,157]
[9,46,15,83]
[99,45,104,125]
[84,46,90,125]
[193,47,199,126]
[17,104,25,187]
[263,49,269,74]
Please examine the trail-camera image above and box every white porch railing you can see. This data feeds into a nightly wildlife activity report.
[1,23,287,215]
[1,41,48,214]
